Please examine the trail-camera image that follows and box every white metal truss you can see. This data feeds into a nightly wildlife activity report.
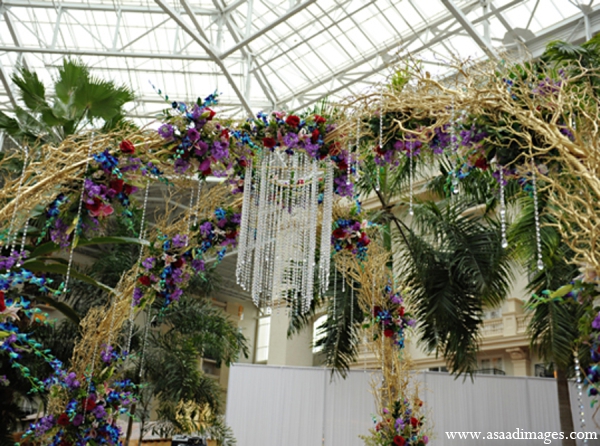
[0,0,598,121]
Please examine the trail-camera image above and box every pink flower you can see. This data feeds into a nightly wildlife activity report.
[88,202,114,218]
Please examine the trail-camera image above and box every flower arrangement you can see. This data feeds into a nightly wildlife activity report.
[157,93,232,178]
[196,207,241,255]
[367,398,428,446]
[586,310,600,402]
[238,111,354,197]
[366,284,415,348]
[331,217,371,259]
[135,208,242,308]
[135,233,199,308]
[21,345,138,446]
[1,295,61,393]
[38,139,162,248]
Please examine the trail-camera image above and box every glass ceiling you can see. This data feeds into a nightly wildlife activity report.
[0,0,596,125]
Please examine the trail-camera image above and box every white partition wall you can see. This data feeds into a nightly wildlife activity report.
[226,364,600,446]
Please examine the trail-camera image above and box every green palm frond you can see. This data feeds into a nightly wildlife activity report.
[313,267,365,377]
[395,199,513,375]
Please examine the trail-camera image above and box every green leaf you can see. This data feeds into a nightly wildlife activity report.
[29,236,147,258]
[20,260,115,295]
[32,294,81,324]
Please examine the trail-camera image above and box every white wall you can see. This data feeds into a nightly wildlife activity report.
[226,364,600,446]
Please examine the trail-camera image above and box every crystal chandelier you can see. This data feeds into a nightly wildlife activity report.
[236,150,333,313]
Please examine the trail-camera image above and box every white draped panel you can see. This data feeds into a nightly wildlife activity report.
[226,364,600,445]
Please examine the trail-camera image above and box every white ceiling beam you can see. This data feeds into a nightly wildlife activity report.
[0,59,17,108]
[155,0,253,116]
[296,1,600,112]
[441,0,498,59]
[0,45,213,61]
[0,0,216,15]
[2,8,29,69]
[220,0,317,58]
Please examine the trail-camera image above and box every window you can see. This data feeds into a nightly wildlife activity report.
[428,366,448,373]
[312,315,328,353]
[479,357,504,375]
[255,316,271,363]
[483,308,502,319]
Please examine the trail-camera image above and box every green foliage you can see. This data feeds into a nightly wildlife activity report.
[509,191,585,374]
[395,200,513,376]
[0,59,135,147]
[312,269,363,377]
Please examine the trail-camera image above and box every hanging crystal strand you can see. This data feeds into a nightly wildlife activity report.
[236,161,253,287]
[251,153,270,308]
[350,279,354,340]
[304,159,319,313]
[192,179,203,228]
[408,153,414,216]
[319,163,333,294]
[450,102,460,195]
[376,88,383,192]
[574,350,587,441]
[498,165,508,249]
[298,155,310,311]
[355,116,361,180]
[271,180,285,306]
[342,270,346,293]
[346,141,352,186]
[333,266,337,317]
[138,309,152,378]
[244,162,260,291]
[62,135,94,294]
[5,145,29,261]
[531,160,544,271]
[15,214,30,268]
[83,341,99,418]
[126,179,150,355]
[290,155,302,309]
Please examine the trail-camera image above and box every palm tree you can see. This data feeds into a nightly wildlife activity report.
[0,58,134,147]
[509,192,585,446]
[139,293,248,444]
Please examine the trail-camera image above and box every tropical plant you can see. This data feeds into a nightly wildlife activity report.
[134,293,248,445]
[0,58,135,147]
[509,192,584,445]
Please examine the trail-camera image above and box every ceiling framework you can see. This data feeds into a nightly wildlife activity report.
[0,0,598,124]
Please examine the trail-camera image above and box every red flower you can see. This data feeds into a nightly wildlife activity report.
[82,397,97,410]
[375,144,385,155]
[474,156,489,170]
[239,159,248,168]
[57,413,70,426]
[85,197,103,213]
[0,291,5,312]
[372,305,382,317]
[124,184,135,195]
[384,328,395,338]
[410,417,420,428]
[206,108,216,120]
[226,230,238,240]
[220,129,229,140]
[393,436,406,446]
[332,228,347,239]
[262,137,276,149]
[119,140,135,154]
[398,307,405,317]
[328,142,341,156]
[110,179,124,194]
[358,232,370,246]
[314,115,326,124]
[285,115,301,128]
[172,257,184,269]
[138,276,151,286]
[311,129,320,143]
